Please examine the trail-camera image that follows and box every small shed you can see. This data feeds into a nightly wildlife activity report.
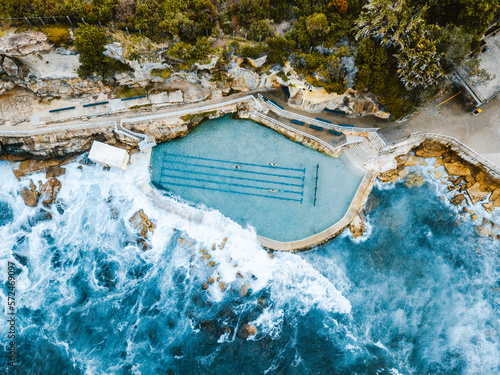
[88,141,130,171]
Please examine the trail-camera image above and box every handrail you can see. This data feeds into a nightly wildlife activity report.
[256,94,379,133]
[251,111,363,155]
[0,121,116,136]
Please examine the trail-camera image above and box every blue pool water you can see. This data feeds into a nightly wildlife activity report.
[0,152,499,374]
[150,115,362,242]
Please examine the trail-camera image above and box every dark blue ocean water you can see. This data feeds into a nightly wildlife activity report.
[1,157,499,374]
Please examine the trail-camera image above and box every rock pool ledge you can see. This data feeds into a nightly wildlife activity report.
[139,171,377,252]
[258,171,377,251]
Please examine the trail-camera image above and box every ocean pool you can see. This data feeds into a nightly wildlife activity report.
[150,114,362,242]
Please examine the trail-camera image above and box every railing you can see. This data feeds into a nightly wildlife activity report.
[0,121,116,136]
[250,111,363,156]
[257,94,379,134]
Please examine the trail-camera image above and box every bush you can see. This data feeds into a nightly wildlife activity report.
[151,68,171,79]
[43,26,70,47]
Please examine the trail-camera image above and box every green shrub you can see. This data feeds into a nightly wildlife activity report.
[43,26,70,47]
[151,68,171,79]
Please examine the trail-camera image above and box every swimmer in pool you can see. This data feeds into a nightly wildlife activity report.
[235,165,241,169]
[269,163,278,167]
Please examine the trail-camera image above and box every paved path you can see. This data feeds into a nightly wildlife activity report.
[266,89,500,167]
[2,87,498,166]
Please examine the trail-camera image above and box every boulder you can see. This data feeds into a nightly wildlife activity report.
[428,168,444,179]
[378,169,399,183]
[451,193,466,205]
[239,283,250,297]
[467,182,489,205]
[20,188,38,207]
[0,31,51,56]
[247,55,267,68]
[218,237,228,249]
[490,189,500,203]
[415,141,447,158]
[444,162,470,176]
[39,177,62,207]
[405,155,426,167]
[237,324,258,339]
[349,215,365,239]
[45,166,66,178]
[405,173,424,188]
[219,282,226,292]
[482,202,495,213]
[129,209,156,239]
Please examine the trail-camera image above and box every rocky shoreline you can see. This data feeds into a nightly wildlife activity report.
[373,139,500,240]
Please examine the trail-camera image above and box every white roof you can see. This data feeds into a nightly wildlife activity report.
[88,141,129,171]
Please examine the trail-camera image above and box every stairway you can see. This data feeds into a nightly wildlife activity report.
[114,122,157,151]
[340,133,387,177]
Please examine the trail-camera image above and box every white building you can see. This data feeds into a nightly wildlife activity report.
[88,141,130,171]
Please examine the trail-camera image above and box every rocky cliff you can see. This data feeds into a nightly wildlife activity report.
[0,30,390,127]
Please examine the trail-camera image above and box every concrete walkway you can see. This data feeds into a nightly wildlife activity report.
[266,89,500,167]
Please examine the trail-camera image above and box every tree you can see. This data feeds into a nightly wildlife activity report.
[74,24,109,79]
[266,36,295,65]
[305,13,329,42]
[356,0,444,89]
[354,38,418,118]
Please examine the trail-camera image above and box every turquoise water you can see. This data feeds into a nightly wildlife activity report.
[150,115,362,242]
[2,158,499,374]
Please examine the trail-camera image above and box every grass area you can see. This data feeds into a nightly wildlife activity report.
[114,85,148,99]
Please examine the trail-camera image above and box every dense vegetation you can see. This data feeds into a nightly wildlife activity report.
[1,0,499,117]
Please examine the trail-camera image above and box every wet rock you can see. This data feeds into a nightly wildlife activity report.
[482,202,495,213]
[405,155,426,167]
[454,176,465,186]
[136,238,149,251]
[349,214,365,239]
[378,169,399,183]
[239,283,250,297]
[208,261,216,267]
[129,209,156,239]
[208,277,214,284]
[428,168,444,179]
[39,177,62,207]
[236,271,243,278]
[444,162,470,176]
[434,158,444,167]
[45,166,66,178]
[395,153,411,168]
[467,183,489,205]
[237,324,258,339]
[471,214,478,221]
[398,169,409,179]
[219,282,226,292]
[211,244,216,250]
[204,253,211,260]
[476,225,492,237]
[490,189,500,203]
[28,209,52,226]
[202,282,208,290]
[405,173,424,188]
[20,187,38,207]
[451,193,466,206]
[268,252,274,259]
[218,237,228,249]
[415,141,447,158]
